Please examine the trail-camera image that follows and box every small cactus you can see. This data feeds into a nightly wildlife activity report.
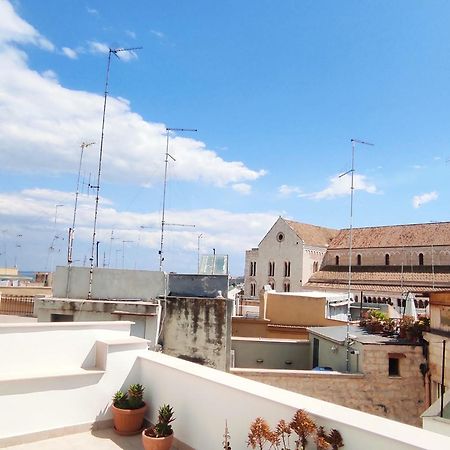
[127,383,145,409]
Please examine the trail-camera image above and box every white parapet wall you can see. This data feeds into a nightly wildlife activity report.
[0,321,149,443]
[137,351,450,450]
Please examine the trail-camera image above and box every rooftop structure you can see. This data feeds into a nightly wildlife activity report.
[1,320,449,448]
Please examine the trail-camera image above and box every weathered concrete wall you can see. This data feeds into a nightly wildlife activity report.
[168,274,228,298]
[232,337,310,369]
[53,266,165,300]
[34,297,159,346]
[161,296,232,371]
[234,343,427,427]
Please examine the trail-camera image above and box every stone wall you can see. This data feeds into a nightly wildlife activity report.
[161,296,232,371]
[234,343,427,427]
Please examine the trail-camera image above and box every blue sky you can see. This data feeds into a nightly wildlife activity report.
[1,0,450,275]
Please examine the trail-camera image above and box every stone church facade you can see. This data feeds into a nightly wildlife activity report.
[244,218,450,302]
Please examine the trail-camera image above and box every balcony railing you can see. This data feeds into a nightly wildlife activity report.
[0,295,34,317]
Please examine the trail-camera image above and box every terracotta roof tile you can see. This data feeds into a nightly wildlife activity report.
[285,220,338,247]
[329,222,450,249]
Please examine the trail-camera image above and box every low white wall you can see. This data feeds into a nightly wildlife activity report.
[0,321,146,441]
[138,351,450,450]
[53,266,165,300]
[0,321,132,375]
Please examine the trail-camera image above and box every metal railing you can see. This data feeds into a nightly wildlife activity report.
[0,295,35,317]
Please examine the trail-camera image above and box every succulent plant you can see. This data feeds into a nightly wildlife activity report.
[144,404,175,438]
[112,384,145,410]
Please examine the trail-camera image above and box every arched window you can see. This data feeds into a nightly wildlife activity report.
[335,255,340,266]
[419,253,424,266]
[357,254,362,266]
[385,254,390,266]
[284,261,291,277]
[270,282,275,290]
[284,282,290,292]
[250,283,256,297]
[268,262,275,276]
[313,261,319,273]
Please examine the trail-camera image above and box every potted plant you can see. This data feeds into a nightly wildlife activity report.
[111,383,147,435]
[142,404,175,450]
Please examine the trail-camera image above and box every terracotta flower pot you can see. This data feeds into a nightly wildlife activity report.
[141,430,174,450]
[112,403,147,435]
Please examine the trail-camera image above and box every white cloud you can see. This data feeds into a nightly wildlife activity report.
[232,183,251,195]
[126,30,136,39]
[88,40,109,55]
[86,7,99,15]
[412,164,425,170]
[62,46,77,59]
[150,30,165,39]
[412,191,438,209]
[0,0,54,50]
[41,69,58,81]
[0,187,277,273]
[0,3,265,189]
[278,184,302,197]
[303,173,377,200]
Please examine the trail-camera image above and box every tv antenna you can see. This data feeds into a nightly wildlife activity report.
[340,138,374,372]
[87,46,142,299]
[68,142,95,266]
[159,127,197,271]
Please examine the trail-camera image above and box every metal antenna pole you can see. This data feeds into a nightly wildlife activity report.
[342,138,374,372]
[159,127,197,271]
[68,142,94,265]
[197,233,203,273]
[87,46,142,299]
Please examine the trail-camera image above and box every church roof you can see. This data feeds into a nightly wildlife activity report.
[329,222,450,249]
[284,219,338,247]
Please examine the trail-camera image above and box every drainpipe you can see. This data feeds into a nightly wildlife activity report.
[441,339,446,418]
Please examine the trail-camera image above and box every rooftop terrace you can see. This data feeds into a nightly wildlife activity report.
[1,321,449,449]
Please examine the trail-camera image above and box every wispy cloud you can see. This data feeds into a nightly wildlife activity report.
[302,173,377,200]
[278,184,302,197]
[86,7,99,15]
[150,29,165,39]
[62,46,77,59]
[126,30,136,39]
[412,164,425,170]
[412,191,438,209]
[87,40,109,55]
[232,183,252,195]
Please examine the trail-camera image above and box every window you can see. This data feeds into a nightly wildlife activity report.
[385,254,390,266]
[250,261,256,276]
[335,255,340,266]
[313,261,319,273]
[357,254,362,266]
[419,253,424,266]
[270,282,275,290]
[250,282,256,297]
[284,282,290,292]
[284,261,291,277]
[276,232,285,242]
[268,261,275,277]
[389,357,400,376]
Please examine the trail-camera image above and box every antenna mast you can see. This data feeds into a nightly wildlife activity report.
[159,127,197,271]
[341,138,374,372]
[87,46,142,299]
[68,142,95,266]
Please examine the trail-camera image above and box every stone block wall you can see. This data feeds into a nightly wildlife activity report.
[233,344,427,427]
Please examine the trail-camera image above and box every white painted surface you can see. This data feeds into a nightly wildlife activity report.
[138,351,450,450]
[1,322,449,448]
[0,321,148,440]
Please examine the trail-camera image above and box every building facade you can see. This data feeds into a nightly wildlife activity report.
[244,217,338,298]
[245,218,450,302]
